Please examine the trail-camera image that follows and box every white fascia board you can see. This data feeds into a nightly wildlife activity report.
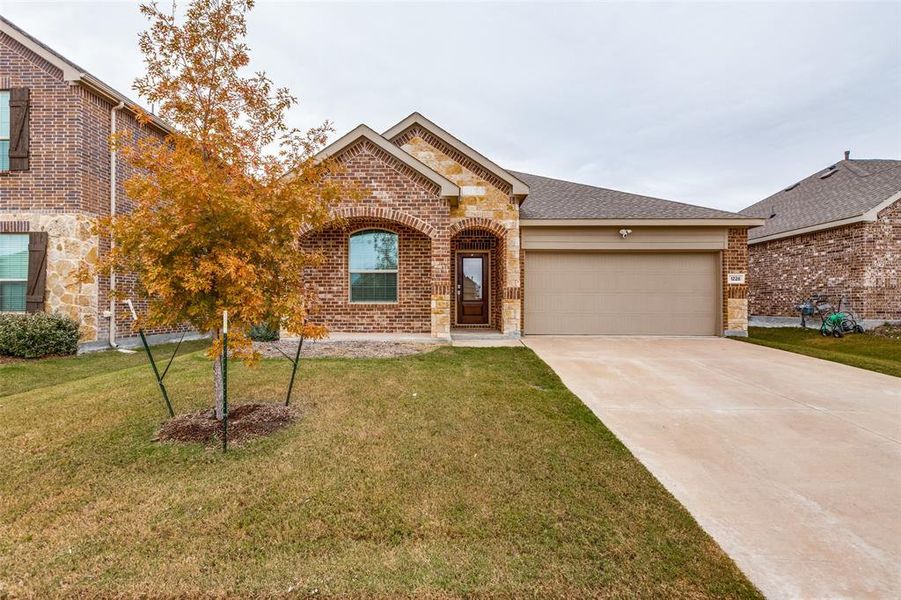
[748,192,900,245]
[316,124,460,199]
[520,218,766,227]
[383,112,530,197]
[0,18,82,81]
[1,18,171,134]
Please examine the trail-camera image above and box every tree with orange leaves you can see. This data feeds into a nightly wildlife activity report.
[99,0,356,419]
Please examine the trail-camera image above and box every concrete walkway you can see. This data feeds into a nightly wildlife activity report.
[523,336,901,599]
[318,331,522,347]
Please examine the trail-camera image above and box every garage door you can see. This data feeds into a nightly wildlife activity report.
[524,252,719,335]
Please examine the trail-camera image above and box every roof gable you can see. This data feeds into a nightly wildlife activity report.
[740,159,901,242]
[315,124,461,200]
[0,16,170,133]
[383,112,530,199]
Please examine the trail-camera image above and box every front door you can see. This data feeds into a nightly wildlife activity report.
[456,253,489,325]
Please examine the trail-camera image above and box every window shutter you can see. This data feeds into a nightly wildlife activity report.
[9,87,30,172]
[26,231,48,313]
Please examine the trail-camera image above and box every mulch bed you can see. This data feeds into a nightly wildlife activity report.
[157,402,298,446]
[255,340,441,359]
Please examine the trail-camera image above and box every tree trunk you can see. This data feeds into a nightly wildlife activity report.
[213,344,224,420]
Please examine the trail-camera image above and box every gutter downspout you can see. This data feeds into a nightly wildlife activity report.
[109,101,125,348]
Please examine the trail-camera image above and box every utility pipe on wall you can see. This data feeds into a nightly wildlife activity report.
[109,101,125,348]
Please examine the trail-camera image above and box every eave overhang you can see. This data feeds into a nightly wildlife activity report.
[747,191,901,245]
[383,112,530,200]
[315,124,461,203]
[0,16,171,134]
[521,218,766,227]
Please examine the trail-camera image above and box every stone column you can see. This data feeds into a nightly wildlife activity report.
[430,236,451,339]
[502,224,522,336]
[723,228,750,336]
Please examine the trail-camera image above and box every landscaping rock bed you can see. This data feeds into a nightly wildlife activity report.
[872,323,901,340]
[158,403,298,446]
[254,339,441,359]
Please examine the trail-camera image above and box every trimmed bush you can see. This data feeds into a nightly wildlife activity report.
[0,312,80,358]
[249,321,280,342]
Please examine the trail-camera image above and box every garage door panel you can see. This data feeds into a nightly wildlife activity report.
[525,252,719,335]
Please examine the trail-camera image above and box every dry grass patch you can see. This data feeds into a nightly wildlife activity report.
[0,346,760,598]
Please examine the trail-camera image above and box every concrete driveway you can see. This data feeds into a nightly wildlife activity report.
[523,336,901,599]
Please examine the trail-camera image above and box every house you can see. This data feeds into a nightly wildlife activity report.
[0,16,186,350]
[1,17,763,346]
[740,155,901,327]
[302,118,762,338]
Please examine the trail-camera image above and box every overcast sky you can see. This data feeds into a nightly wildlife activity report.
[4,1,899,212]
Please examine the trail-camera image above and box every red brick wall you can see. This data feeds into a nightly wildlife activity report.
[0,31,81,212]
[748,200,901,320]
[302,218,431,333]
[1,31,185,340]
[302,139,451,333]
[723,228,749,331]
[96,107,184,340]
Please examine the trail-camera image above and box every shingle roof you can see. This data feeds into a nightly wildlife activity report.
[740,159,901,241]
[513,171,752,220]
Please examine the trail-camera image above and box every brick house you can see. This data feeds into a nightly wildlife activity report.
[0,16,186,349]
[304,117,762,338]
[740,155,901,327]
[1,17,763,347]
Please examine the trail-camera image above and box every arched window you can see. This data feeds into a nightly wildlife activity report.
[349,229,398,302]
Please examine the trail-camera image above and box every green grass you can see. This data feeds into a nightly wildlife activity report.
[737,327,901,378]
[0,339,211,398]
[0,346,759,598]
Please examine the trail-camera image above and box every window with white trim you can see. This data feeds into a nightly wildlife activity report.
[349,230,398,303]
[0,234,28,312]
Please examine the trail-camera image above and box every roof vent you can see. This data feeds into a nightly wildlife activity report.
[819,165,838,179]
[844,150,851,160]
[784,182,800,192]
[769,206,777,219]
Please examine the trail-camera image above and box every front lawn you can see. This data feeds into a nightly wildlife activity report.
[0,345,759,598]
[738,326,901,378]
[0,338,210,398]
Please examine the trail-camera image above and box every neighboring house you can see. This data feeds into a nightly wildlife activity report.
[1,17,763,346]
[303,118,762,338]
[740,155,901,326]
[0,16,182,349]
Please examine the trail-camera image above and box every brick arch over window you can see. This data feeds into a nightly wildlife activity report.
[301,206,437,240]
[301,215,433,334]
[448,217,507,240]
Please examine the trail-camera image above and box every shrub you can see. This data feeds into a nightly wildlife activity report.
[249,321,280,342]
[0,312,80,358]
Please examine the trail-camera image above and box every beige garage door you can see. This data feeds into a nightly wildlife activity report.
[524,252,719,335]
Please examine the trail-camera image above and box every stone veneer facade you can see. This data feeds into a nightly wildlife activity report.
[748,201,901,322]
[301,127,524,339]
[0,29,180,344]
[393,126,521,336]
[724,228,750,335]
